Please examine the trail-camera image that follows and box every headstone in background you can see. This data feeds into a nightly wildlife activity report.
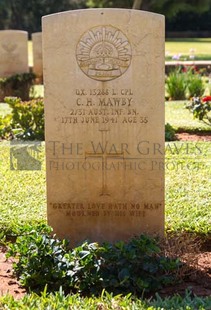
[0,30,29,77]
[43,9,165,245]
[32,32,43,80]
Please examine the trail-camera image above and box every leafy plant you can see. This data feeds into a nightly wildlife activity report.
[165,123,176,141]
[7,231,181,296]
[0,114,13,139]
[7,230,71,291]
[166,69,188,100]
[0,289,211,310]
[0,73,35,101]
[166,68,205,100]
[186,72,205,98]
[186,96,211,124]
[4,96,44,140]
[99,236,180,295]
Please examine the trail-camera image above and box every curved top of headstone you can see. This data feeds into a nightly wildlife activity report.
[0,29,28,35]
[32,32,42,37]
[42,8,164,19]
[0,29,29,78]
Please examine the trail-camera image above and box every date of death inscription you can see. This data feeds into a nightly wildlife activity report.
[50,202,162,217]
[61,108,148,125]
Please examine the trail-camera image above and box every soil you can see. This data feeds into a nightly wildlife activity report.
[159,251,211,298]
[176,132,211,141]
[0,246,26,299]
[0,244,210,300]
[0,132,210,300]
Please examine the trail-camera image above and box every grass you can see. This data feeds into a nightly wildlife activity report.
[0,141,46,237]
[0,102,210,308]
[0,141,209,308]
[1,140,210,236]
[0,38,210,309]
[0,101,210,236]
[27,39,211,67]
[0,141,210,237]
[165,100,211,132]
[0,289,210,309]
[3,97,210,131]
[165,54,211,61]
[165,38,211,60]
[31,84,44,98]
[165,141,211,234]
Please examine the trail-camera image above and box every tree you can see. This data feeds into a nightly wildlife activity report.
[86,0,133,8]
[151,0,211,17]
[86,0,211,17]
[132,0,142,10]
[1,0,211,33]
[0,0,87,34]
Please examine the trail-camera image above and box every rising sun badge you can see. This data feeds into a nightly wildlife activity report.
[76,25,132,81]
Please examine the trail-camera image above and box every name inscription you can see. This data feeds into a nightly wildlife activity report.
[75,88,134,107]
[59,87,148,125]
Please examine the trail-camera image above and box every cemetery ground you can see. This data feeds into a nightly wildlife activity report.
[0,100,210,309]
[0,29,211,307]
[27,38,211,68]
[165,38,211,61]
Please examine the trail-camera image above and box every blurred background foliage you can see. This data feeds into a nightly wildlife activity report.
[0,0,211,35]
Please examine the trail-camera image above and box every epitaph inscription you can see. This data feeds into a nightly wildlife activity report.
[76,26,131,81]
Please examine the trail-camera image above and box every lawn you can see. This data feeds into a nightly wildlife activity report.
[0,37,211,310]
[165,38,211,60]
[27,38,211,67]
[0,100,210,308]
[0,139,210,237]
[0,100,210,237]
[165,101,211,132]
[1,98,210,131]
[0,139,210,308]
[1,290,210,309]
[0,141,46,237]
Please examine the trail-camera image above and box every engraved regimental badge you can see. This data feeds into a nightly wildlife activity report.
[76,26,132,81]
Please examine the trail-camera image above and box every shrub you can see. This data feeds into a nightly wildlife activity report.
[98,236,180,295]
[4,96,44,140]
[7,231,181,296]
[165,123,176,141]
[186,96,211,124]
[187,73,205,98]
[0,114,13,139]
[0,73,35,101]
[166,70,188,100]
[166,68,205,100]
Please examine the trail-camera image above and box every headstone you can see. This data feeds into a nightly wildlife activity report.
[43,9,165,245]
[0,30,29,77]
[32,32,43,79]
